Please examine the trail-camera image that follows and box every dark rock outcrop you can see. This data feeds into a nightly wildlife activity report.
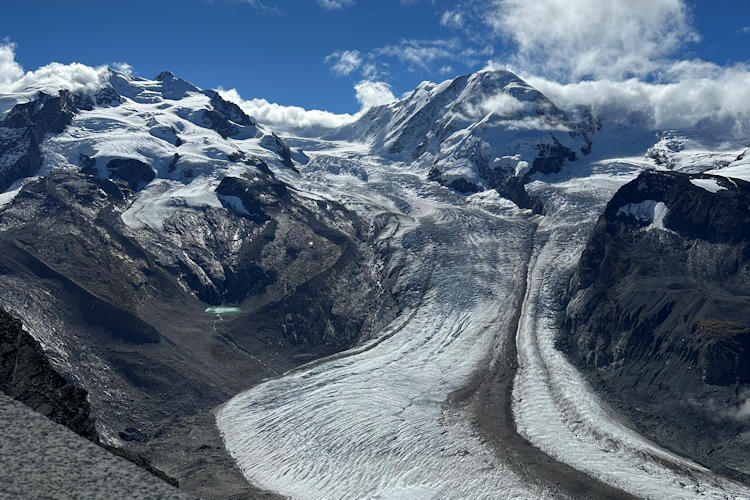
[530,140,577,175]
[216,174,285,223]
[562,169,750,478]
[496,175,545,214]
[204,90,256,127]
[0,90,92,191]
[105,158,156,191]
[259,132,298,171]
[0,309,97,440]
[200,89,258,139]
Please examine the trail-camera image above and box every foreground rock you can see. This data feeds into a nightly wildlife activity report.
[0,393,187,499]
[0,309,97,440]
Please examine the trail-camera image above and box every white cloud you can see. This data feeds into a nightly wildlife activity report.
[465,0,750,137]
[479,93,525,116]
[217,82,395,135]
[111,62,133,76]
[218,88,355,133]
[364,38,493,76]
[354,80,397,108]
[0,41,109,100]
[485,0,698,80]
[362,63,378,79]
[742,26,750,35]
[376,39,459,69]
[440,10,464,29]
[243,0,282,14]
[0,42,24,88]
[524,64,750,134]
[459,91,526,120]
[326,50,362,76]
[318,0,354,9]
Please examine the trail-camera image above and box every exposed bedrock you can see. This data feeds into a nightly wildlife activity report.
[0,309,97,440]
[0,90,92,192]
[562,169,750,478]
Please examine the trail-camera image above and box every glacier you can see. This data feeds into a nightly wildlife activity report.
[2,66,750,498]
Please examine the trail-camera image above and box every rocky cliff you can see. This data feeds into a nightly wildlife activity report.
[0,309,97,440]
[562,169,750,478]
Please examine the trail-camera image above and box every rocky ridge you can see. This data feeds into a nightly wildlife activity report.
[562,169,750,478]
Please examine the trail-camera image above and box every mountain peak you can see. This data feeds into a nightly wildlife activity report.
[155,70,177,81]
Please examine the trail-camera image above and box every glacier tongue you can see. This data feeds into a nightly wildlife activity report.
[216,151,548,498]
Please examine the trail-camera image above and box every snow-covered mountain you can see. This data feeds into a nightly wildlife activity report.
[329,70,593,187]
[2,66,750,498]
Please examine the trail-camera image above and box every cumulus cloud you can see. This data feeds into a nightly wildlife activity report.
[459,92,527,121]
[0,42,24,88]
[216,80,396,134]
[217,80,396,136]
[0,41,109,101]
[217,88,355,133]
[111,62,133,76]
[523,64,750,134]
[318,0,354,9]
[354,80,397,108]
[326,50,362,76]
[486,0,698,81]
[479,93,525,116]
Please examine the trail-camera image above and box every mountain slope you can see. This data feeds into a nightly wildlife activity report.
[562,169,750,479]
[0,72,398,498]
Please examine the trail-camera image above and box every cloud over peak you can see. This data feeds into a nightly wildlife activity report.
[353,80,396,108]
[485,0,697,81]
[0,41,109,102]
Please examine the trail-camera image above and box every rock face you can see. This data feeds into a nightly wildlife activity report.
[0,309,97,440]
[0,90,92,191]
[562,169,750,478]
[105,158,156,191]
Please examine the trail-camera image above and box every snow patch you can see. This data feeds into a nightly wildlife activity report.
[690,177,726,193]
[218,195,249,215]
[121,177,221,231]
[617,199,671,231]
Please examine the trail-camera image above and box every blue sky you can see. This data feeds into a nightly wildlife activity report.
[2,0,749,114]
